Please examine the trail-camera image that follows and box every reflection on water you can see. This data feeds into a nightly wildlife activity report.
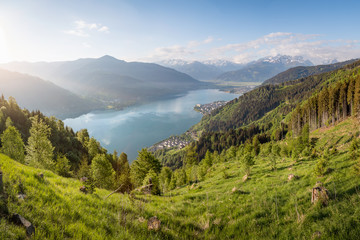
[64,89,238,161]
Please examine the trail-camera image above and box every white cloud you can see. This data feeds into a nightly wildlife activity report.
[144,32,360,64]
[210,32,360,64]
[82,42,91,48]
[64,20,110,37]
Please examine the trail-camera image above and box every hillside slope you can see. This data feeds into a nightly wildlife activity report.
[2,117,360,239]
[0,69,99,119]
[262,59,358,86]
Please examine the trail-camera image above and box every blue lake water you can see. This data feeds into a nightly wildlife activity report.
[64,89,239,161]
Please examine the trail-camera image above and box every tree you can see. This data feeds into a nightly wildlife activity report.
[77,157,90,178]
[91,154,115,189]
[1,126,25,162]
[130,148,161,187]
[25,116,54,170]
[159,167,172,193]
[241,153,255,175]
[55,155,71,177]
[252,135,260,156]
[203,150,213,168]
[87,137,102,160]
[142,169,160,195]
[114,152,132,193]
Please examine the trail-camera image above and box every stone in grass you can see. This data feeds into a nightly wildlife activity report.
[312,231,322,239]
[288,174,298,181]
[17,194,27,200]
[148,216,161,231]
[79,186,87,193]
[232,186,237,193]
[10,213,35,236]
[311,182,329,206]
[242,174,249,182]
[80,177,88,182]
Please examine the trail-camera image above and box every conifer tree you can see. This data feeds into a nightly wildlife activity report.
[1,126,25,162]
[25,116,54,170]
[130,148,161,187]
[91,154,115,189]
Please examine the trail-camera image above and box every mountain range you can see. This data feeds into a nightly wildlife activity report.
[215,55,313,83]
[159,59,243,81]
[0,56,204,115]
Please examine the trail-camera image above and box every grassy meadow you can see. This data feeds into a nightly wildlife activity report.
[1,118,360,239]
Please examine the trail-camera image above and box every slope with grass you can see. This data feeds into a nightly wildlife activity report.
[2,117,360,239]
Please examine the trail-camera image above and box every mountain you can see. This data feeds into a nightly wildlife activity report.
[262,59,358,85]
[1,56,203,105]
[0,68,98,118]
[159,59,243,81]
[216,55,313,83]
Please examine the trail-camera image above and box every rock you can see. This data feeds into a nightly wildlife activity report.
[138,217,145,223]
[148,216,161,231]
[10,213,35,236]
[288,167,292,171]
[311,182,329,206]
[232,187,237,193]
[312,231,322,239]
[80,177,88,182]
[288,174,297,181]
[79,186,87,193]
[190,183,196,190]
[242,174,249,182]
[17,194,27,200]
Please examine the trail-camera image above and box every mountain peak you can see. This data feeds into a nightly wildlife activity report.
[98,55,120,61]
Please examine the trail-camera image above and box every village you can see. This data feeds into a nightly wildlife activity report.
[194,100,229,115]
[149,135,192,151]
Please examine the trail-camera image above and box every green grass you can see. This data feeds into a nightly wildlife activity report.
[1,118,360,239]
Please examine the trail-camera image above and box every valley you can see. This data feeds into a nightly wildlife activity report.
[1,1,360,238]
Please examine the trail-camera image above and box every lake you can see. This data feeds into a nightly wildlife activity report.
[64,89,239,161]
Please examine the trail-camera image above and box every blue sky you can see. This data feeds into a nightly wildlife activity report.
[0,0,359,64]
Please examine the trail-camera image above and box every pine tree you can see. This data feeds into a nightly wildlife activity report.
[55,155,71,177]
[91,154,115,189]
[1,126,25,162]
[159,166,172,193]
[130,148,161,187]
[25,116,54,170]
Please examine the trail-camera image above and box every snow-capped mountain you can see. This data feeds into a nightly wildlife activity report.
[158,59,243,80]
[216,55,314,83]
[257,55,313,66]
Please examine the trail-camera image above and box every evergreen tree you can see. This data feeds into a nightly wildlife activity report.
[55,155,71,177]
[25,116,54,170]
[77,157,90,178]
[130,148,161,187]
[87,137,102,160]
[159,166,172,193]
[241,153,255,175]
[91,154,115,189]
[142,169,160,195]
[0,126,25,162]
[115,152,132,193]
[252,135,260,156]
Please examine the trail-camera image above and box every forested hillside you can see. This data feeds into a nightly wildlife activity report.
[262,59,358,86]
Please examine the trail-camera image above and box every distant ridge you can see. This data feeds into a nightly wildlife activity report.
[0,68,98,118]
[1,56,203,106]
[262,58,359,85]
[216,55,313,83]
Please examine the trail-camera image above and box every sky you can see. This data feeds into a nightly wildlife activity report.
[0,0,360,64]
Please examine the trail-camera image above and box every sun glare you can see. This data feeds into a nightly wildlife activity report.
[0,26,10,62]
